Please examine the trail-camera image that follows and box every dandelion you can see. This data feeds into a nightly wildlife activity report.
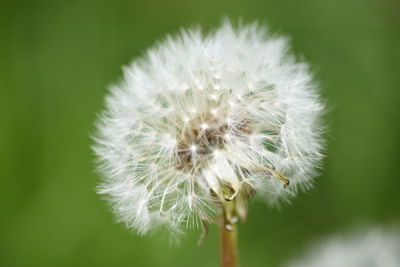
[285,227,400,267]
[93,20,324,266]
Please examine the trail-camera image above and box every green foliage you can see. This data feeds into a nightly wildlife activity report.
[1,0,399,266]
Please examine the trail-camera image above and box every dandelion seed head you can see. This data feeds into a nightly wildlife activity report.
[285,228,400,267]
[93,20,325,235]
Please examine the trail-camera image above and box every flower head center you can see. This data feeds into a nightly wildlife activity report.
[176,113,251,171]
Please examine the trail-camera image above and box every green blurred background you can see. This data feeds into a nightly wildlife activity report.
[1,0,399,266]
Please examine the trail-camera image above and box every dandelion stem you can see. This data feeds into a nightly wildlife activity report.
[219,219,239,267]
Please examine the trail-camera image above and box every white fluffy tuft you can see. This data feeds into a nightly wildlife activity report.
[93,20,325,234]
[285,227,400,267]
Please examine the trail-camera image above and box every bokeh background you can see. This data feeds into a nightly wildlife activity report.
[1,0,399,266]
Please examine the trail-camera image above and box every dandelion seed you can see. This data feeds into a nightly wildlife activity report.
[210,93,219,100]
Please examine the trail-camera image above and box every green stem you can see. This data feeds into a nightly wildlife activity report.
[219,220,239,267]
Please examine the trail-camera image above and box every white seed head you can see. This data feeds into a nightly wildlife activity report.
[93,20,325,235]
[285,228,400,267]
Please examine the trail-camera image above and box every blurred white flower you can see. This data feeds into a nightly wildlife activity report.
[93,20,324,235]
[285,227,400,267]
